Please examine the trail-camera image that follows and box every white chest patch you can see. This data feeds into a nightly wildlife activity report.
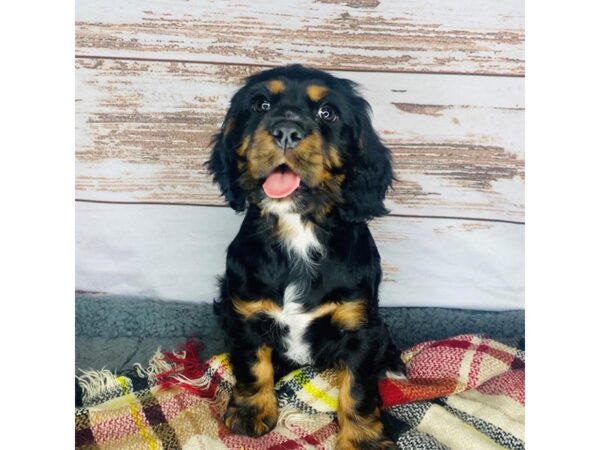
[271,284,314,365]
[277,213,323,264]
[260,199,323,264]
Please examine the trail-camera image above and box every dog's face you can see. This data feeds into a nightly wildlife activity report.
[207,65,393,222]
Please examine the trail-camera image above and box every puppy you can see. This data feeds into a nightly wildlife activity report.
[207,64,398,450]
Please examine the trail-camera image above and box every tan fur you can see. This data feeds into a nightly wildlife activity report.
[267,79,285,94]
[336,367,389,450]
[242,127,344,209]
[287,131,325,187]
[250,346,278,428]
[232,298,282,318]
[320,145,345,192]
[312,301,367,331]
[313,203,334,221]
[307,84,329,102]
[234,297,366,331]
[331,302,367,330]
[326,146,343,169]
[236,125,345,221]
[237,135,250,157]
[225,346,278,437]
[246,128,284,180]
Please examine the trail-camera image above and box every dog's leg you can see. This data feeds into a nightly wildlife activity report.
[336,365,393,450]
[224,345,278,437]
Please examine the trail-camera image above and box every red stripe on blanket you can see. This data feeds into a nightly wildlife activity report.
[474,343,516,366]
[268,441,304,449]
[477,369,525,405]
[429,338,474,350]
[267,422,338,450]
[379,379,459,409]
[301,422,337,446]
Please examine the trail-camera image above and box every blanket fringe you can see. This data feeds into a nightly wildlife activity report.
[132,347,173,381]
[134,340,220,399]
[76,368,122,405]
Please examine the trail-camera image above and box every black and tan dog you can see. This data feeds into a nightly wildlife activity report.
[207,64,399,449]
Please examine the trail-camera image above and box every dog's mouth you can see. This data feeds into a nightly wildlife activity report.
[262,164,301,199]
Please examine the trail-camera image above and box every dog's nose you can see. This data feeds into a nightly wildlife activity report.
[270,123,305,150]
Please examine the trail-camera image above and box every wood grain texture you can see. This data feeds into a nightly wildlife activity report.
[75,59,524,222]
[75,0,524,76]
[76,202,523,310]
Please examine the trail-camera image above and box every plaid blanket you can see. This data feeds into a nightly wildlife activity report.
[75,335,524,449]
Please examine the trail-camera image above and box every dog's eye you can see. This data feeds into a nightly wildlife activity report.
[252,97,271,113]
[317,105,337,122]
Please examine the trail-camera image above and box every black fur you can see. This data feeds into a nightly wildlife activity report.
[207,64,399,448]
[337,94,394,222]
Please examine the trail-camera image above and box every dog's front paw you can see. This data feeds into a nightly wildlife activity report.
[223,394,278,437]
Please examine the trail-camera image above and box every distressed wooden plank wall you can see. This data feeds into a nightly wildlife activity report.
[75,0,525,309]
[76,0,524,75]
[76,59,524,221]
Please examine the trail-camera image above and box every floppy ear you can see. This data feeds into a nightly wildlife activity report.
[206,125,247,212]
[338,97,394,223]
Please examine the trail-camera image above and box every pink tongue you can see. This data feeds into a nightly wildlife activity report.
[263,169,301,199]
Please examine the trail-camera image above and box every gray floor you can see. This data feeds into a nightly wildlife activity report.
[76,294,525,373]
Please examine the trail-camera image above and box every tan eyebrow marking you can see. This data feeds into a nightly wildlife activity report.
[266,79,285,94]
[306,85,328,102]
